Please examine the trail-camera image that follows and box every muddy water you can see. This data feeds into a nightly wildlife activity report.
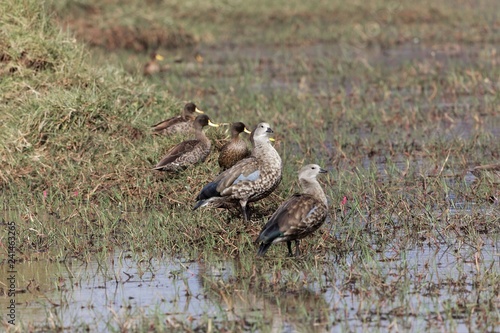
[1,241,498,332]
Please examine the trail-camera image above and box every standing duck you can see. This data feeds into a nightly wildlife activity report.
[193,122,282,222]
[154,114,219,172]
[151,102,204,136]
[256,164,328,257]
[218,122,251,171]
[143,52,164,76]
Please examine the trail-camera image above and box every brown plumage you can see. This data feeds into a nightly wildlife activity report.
[151,103,204,136]
[193,122,282,222]
[154,114,218,172]
[143,52,164,76]
[218,122,251,171]
[256,164,328,257]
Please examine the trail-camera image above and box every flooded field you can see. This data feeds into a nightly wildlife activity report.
[2,236,498,332]
[2,168,499,332]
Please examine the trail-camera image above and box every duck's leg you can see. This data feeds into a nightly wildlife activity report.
[294,240,301,257]
[239,200,250,222]
[287,241,293,257]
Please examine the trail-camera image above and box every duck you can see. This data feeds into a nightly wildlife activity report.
[143,52,164,76]
[151,102,204,136]
[255,164,329,257]
[218,122,251,171]
[154,114,219,172]
[193,122,282,222]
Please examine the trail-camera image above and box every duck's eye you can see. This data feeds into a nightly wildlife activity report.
[312,167,316,169]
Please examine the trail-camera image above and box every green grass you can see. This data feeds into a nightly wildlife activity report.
[1,0,500,331]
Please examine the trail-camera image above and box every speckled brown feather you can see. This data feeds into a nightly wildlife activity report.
[193,123,282,221]
[268,194,328,240]
[151,103,203,136]
[256,164,328,256]
[218,123,250,171]
[151,116,194,135]
[154,114,213,172]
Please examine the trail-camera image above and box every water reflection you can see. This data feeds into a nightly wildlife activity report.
[0,241,498,331]
[197,260,330,333]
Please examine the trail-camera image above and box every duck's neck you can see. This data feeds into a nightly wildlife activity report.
[231,133,241,142]
[301,179,327,206]
[253,140,281,166]
[195,127,209,144]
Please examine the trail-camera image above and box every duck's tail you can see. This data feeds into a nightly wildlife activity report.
[257,242,272,257]
[192,199,207,211]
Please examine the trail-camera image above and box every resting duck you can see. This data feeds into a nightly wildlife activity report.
[151,102,204,136]
[256,164,328,257]
[193,122,282,222]
[218,122,251,171]
[143,52,164,76]
[154,114,219,172]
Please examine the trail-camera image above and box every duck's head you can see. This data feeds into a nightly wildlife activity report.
[194,114,219,129]
[250,122,275,145]
[298,164,328,182]
[184,102,204,116]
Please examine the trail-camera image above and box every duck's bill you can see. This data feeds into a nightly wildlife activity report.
[208,120,219,127]
[269,137,275,142]
[195,108,204,114]
[244,128,251,134]
[319,168,328,173]
[155,54,164,61]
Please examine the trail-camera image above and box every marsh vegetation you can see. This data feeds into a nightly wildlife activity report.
[1,0,499,331]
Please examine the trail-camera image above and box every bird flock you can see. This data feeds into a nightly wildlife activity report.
[151,103,329,257]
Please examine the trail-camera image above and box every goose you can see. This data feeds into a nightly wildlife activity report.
[193,122,282,222]
[256,164,328,257]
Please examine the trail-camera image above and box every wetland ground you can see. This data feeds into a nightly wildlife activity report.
[1,0,499,332]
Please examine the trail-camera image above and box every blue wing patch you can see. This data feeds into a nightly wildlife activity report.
[305,206,318,219]
[233,170,260,185]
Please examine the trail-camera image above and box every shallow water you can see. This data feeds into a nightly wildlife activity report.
[1,240,498,332]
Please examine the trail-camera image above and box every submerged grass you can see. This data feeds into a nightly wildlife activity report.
[1,0,500,331]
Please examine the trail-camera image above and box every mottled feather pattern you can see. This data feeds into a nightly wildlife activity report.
[156,140,211,171]
[216,152,281,202]
[218,137,250,171]
[151,103,203,136]
[154,114,214,172]
[218,122,250,171]
[281,196,327,239]
[256,164,328,256]
[152,117,193,135]
[193,123,282,221]
[259,194,326,243]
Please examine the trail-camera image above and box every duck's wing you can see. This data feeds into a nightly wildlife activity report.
[154,139,199,169]
[195,156,259,201]
[214,156,261,194]
[151,115,185,132]
[257,194,326,244]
